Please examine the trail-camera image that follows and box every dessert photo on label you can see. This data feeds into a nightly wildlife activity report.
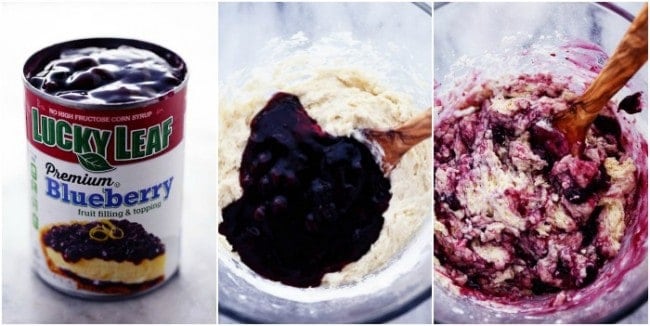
[433,2,648,323]
[40,219,166,294]
[218,2,432,323]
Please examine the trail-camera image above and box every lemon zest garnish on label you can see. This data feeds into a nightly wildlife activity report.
[89,219,124,242]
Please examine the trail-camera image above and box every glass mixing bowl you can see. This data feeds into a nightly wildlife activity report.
[434,2,647,323]
[218,2,432,323]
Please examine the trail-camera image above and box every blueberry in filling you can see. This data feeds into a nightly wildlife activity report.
[28,45,184,104]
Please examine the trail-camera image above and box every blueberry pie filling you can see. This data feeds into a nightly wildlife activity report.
[219,93,392,288]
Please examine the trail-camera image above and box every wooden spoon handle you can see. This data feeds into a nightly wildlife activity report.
[393,108,433,144]
[380,108,432,170]
[580,4,648,115]
[361,108,432,174]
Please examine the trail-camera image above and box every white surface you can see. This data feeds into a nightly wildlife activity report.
[0,2,217,323]
[579,4,648,324]
[616,1,649,323]
[218,297,432,324]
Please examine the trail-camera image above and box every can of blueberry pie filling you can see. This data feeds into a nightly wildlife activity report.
[23,38,187,298]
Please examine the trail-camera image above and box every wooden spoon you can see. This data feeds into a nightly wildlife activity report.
[554,4,648,156]
[357,109,432,174]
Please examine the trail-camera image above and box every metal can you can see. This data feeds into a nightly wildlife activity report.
[23,38,187,298]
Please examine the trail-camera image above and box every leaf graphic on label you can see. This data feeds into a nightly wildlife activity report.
[77,153,115,173]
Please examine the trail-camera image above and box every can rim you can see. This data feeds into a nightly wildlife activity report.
[23,37,189,111]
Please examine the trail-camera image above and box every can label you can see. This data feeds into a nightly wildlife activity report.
[26,88,185,296]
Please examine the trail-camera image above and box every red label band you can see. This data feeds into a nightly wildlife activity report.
[25,88,186,166]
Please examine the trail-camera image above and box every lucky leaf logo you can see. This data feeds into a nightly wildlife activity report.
[77,152,116,173]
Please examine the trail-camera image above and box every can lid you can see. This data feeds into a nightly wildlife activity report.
[23,38,188,110]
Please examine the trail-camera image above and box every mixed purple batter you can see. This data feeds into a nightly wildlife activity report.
[434,73,644,299]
